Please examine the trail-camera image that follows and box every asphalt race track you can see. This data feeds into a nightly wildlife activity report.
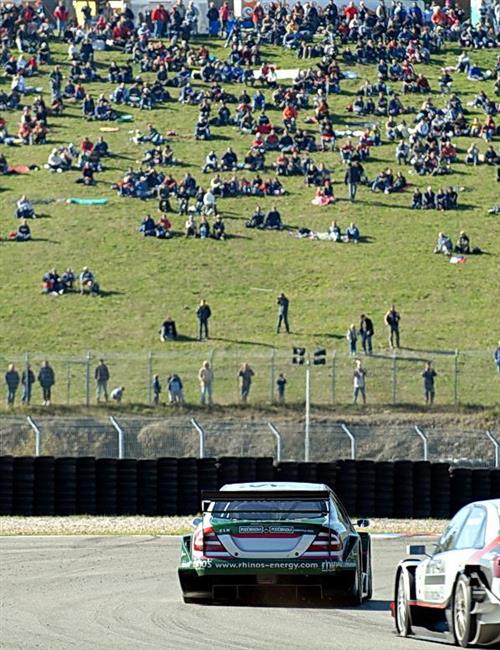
[1,536,443,650]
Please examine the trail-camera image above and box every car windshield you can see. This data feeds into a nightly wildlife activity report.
[210,499,329,521]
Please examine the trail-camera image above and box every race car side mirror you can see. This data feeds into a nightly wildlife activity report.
[407,544,426,555]
[356,518,370,527]
[191,516,203,528]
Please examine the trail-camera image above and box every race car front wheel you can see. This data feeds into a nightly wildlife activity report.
[395,570,413,637]
[452,574,477,648]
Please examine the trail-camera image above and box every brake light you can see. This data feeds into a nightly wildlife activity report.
[492,554,500,579]
[193,526,229,558]
[192,526,205,553]
[307,530,342,555]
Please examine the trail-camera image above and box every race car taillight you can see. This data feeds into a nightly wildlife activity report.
[307,530,342,556]
[492,554,500,579]
[193,526,229,558]
[192,526,205,553]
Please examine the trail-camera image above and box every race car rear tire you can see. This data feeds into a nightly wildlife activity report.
[395,569,413,637]
[346,552,363,606]
[452,574,477,648]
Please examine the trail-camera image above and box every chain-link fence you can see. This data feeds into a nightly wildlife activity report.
[1,416,498,467]
[0,348,498,407]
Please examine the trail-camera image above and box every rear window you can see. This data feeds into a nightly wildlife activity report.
[210,499,330,521]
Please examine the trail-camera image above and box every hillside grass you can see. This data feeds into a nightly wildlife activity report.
[0,40,498,406]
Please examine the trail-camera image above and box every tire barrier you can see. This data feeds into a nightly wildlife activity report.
[34,456,55,516]
[0,455,14,516]
[2,456,499,518]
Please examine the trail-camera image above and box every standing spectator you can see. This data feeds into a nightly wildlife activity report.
[196,299,212,341]
[422,361,437,405]
[346,324,358,355]
[94,358,110,403]
[344,161,363,202]
[198,360,214,406]
[276,292,290,333]
[5,364,20,406]
[38,360,55,406]
[168,373,184,404]
[152,375,162,405]
[359,314,374,355]
[110,386,125,403]
[53,2,70,38]
[276,373,287,403]
[353,360,367,405]
[22,364,35,405]
[238,362,254,403]
[384,304,401,349]
[494,342,500,374]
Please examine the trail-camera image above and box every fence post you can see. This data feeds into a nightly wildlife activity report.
[340,423,356,460]
[269,348,276,404]
[267,422,283,462]
[24,352,30,406]
[304,356,311,462]
[414,426,429,461]
[147,351,153,405]
[453,349,459,406]
[110,416,125,459]
[485,431,499,468]
[66,360,71,405]
[191,418,206,458]
[391,351,397,405]
[85,351,91,407]
[331,351,336,405]
[27,416,42,456]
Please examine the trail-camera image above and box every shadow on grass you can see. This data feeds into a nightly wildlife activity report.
[212,337,276,348]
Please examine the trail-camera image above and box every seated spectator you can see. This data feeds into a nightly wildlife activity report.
[445,187,458,210]
[221,147,238,171]
[484,146,499,166]
[16,196,35,219]
[42,268,66,295]
[212,215,226,240]
[185,215,197,238]
[199,215,211,238]
[465,143,480,166]
[411,188,423,209]
[423,187,436,209]
[75,161,95,185]
[79,267,99,295]
[346,222,360,243]
[246,206,265,229]
[160,316,178,341]
[202,151,218,173]
[455,231,470,254]
[329,220,342,241]
[11,219,31,241]
[61,268,75,288]
[110,386,125,402]
[434,232,453,256]
[264,205,283,230]
[139,215,156,236]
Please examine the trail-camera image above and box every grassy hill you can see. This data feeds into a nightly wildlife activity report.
[0,40,498,407]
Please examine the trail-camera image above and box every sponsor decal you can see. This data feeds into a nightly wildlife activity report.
[239,526,264,533]
[193,559,213,569]
[238,525,295,534]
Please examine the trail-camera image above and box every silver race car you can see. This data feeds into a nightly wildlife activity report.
[393,498,500,647]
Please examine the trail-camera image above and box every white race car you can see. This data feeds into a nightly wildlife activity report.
[393,498,500,647]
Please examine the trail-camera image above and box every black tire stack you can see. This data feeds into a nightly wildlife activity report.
[197,458,218,500]
[255,457,274,481]
[217,457,239,488]
[490,469,500,499]
[335,460,357,514]
[374,461,395,518]
[356,460,376,518]
[137,460,158,516]
[76,457,96,515]
[430,463,451,519]
[238,457,257,483]
[471,468,491,502]
[450,467,472,516]
[316,462,336,492]
[13,457,35,516]
[157,458,178,516]
[413,461,432,519]
[34,456,55,516]
[275,461,299,482]
[177,458,199,515]
[55,457,77,516]
[117,459,138,516]
[298,462,317,484]
[96,458,117,515]
[0,456,14,516]
[393,461,414,518]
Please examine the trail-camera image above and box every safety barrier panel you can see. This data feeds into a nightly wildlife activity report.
[0,456,498,518]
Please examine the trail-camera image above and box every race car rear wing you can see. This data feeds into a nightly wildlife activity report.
[201,490,331,513]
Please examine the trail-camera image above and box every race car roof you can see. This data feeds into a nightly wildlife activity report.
[220,482,331,492]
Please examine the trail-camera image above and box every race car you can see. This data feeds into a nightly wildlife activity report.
[393,498,500,647]
[178,482,372,605]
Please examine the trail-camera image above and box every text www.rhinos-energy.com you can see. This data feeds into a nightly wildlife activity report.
[193,560,338,570]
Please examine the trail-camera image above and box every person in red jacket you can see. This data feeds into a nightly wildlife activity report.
[53,2,69,37]
[344,0,358,21]
[151,4,169,38]
[219,1,230,34]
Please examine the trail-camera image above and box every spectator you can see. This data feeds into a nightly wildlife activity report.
[359,314,374,355]
[353,360,367,405]
[346,324,358,355]
[344,161,363,202]
[160,316,178,341]
[276,373,287,403]
[16,196,35,219]
[79,267,99,295]
[276,292,290,334]
[22,364,35,405]
[198,360,214,406]
[38,360,55,406]
[110,386,125,403]
[13,220,32,242]
[384,304,401,349]
[196,299,211,341]
[152,374,162,405]
[94,358,110,403]
[5,364,20,406]
[434,232,453,256]
[494,342,500,374]
[167,374,184,404]
[264,205,283,230]
[422,361,437,405]
[238,362,254,403]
